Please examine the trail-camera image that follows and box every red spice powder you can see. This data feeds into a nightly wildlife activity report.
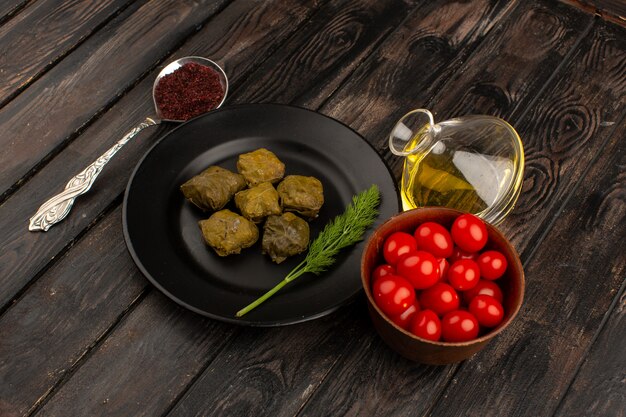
[154,62,225,121]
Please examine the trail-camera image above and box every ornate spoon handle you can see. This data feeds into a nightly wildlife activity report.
[29,117,159,232]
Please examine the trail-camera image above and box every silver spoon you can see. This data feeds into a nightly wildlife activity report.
[29,56,228,232]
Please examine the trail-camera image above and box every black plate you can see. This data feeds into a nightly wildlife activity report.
[123,104,399,326]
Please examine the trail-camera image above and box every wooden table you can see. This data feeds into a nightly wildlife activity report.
[1,1,624,416]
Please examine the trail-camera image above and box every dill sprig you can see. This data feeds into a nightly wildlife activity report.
[235,185,381,318]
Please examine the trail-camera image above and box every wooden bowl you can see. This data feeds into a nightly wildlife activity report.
[361,207,524,365]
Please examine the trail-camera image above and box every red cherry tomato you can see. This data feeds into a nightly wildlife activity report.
[469,295,504,327]
[448,259,480,291]
[383,232,417,265]
[372,275,416,316]
[463,280,503,304]
[372,264,396,284]
[437,258,449,282]
[410,309,442,341]
[414,222,454,258]
[419,282,460,316]
[390,299,420,330]
[397,251,440,289]
[477,250,508,280]
[451,214,488,253]
[449,246,479,263]
[442,310,479,342]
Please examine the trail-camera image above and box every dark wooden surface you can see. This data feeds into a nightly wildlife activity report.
[561,0,626,26]
[0,1,624,416]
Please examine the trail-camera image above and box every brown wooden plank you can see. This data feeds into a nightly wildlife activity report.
[2,3,620,416]
[295,318,457,417]
[320,0,531,166]
[33,291,233,417]
[428,113,626,417]
[294,1,605,415]
[555,282,626,417]
[581,0,626,16]
[424,1,593,123]
[0,0,229,199]
[158,308,364,417]
[6,0,508,412]
[0,209,147,417]
[232,0,419,108]
[9,0,420,413]
[325,0,591,174]
[157,1,534,415]
[0,1,323,414]
[0,0,322,313]
[422,21,626,416]
[499,18,625,255]
[560,0,626,26]
[0,0,31,24]
[166,2,618,415]
[0,1,28,23]
[0,0,133,106]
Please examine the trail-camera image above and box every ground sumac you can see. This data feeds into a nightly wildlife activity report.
[154,62,224,121]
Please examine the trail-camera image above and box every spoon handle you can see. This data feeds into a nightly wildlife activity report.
[29,117,159,232]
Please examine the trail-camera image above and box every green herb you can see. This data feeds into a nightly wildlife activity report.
[235,185,381,318]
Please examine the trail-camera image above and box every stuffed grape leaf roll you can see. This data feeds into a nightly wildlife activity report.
[237,148,285,186]
[277,175,324,219]
[181,166,246,212]
[262,213,310,264]
[234,182,281,223]
[199,209,259,256]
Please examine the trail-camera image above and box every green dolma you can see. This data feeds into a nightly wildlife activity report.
[234,182,281,223]
[277,175,324,219]
[181,166,246,212]
[237,148,285,186]
[199,209,259,257]
[262,213,310,264]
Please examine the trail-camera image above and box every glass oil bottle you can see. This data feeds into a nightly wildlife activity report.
[389,109,524,225]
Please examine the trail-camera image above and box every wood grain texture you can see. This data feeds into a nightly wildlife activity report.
[501,18,625,253]
[163,2,521,415]
[34,291,233,417]
[0,0,323,414]
[0,0,31,24]
[425,0,592,123]
[192,0,324,88]
[320,0,520,167]
[0,0,321,313]
[0,0,132,106]
[560,0,626,26]
[0,1,624,416]
[233,0,419,108]
[295,2,610,415]
[0,209,146,417]
[11,0,430,413]
[428,113,626,417]
[380,0,593,178]
[167,307,364,417]
[0,0,229,199]
[365,0,595,215]
[418,16,626,417]
[556,278,626,417]
[298,317,456,416]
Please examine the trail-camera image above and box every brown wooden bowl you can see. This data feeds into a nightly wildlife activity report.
[361,207,524,365]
